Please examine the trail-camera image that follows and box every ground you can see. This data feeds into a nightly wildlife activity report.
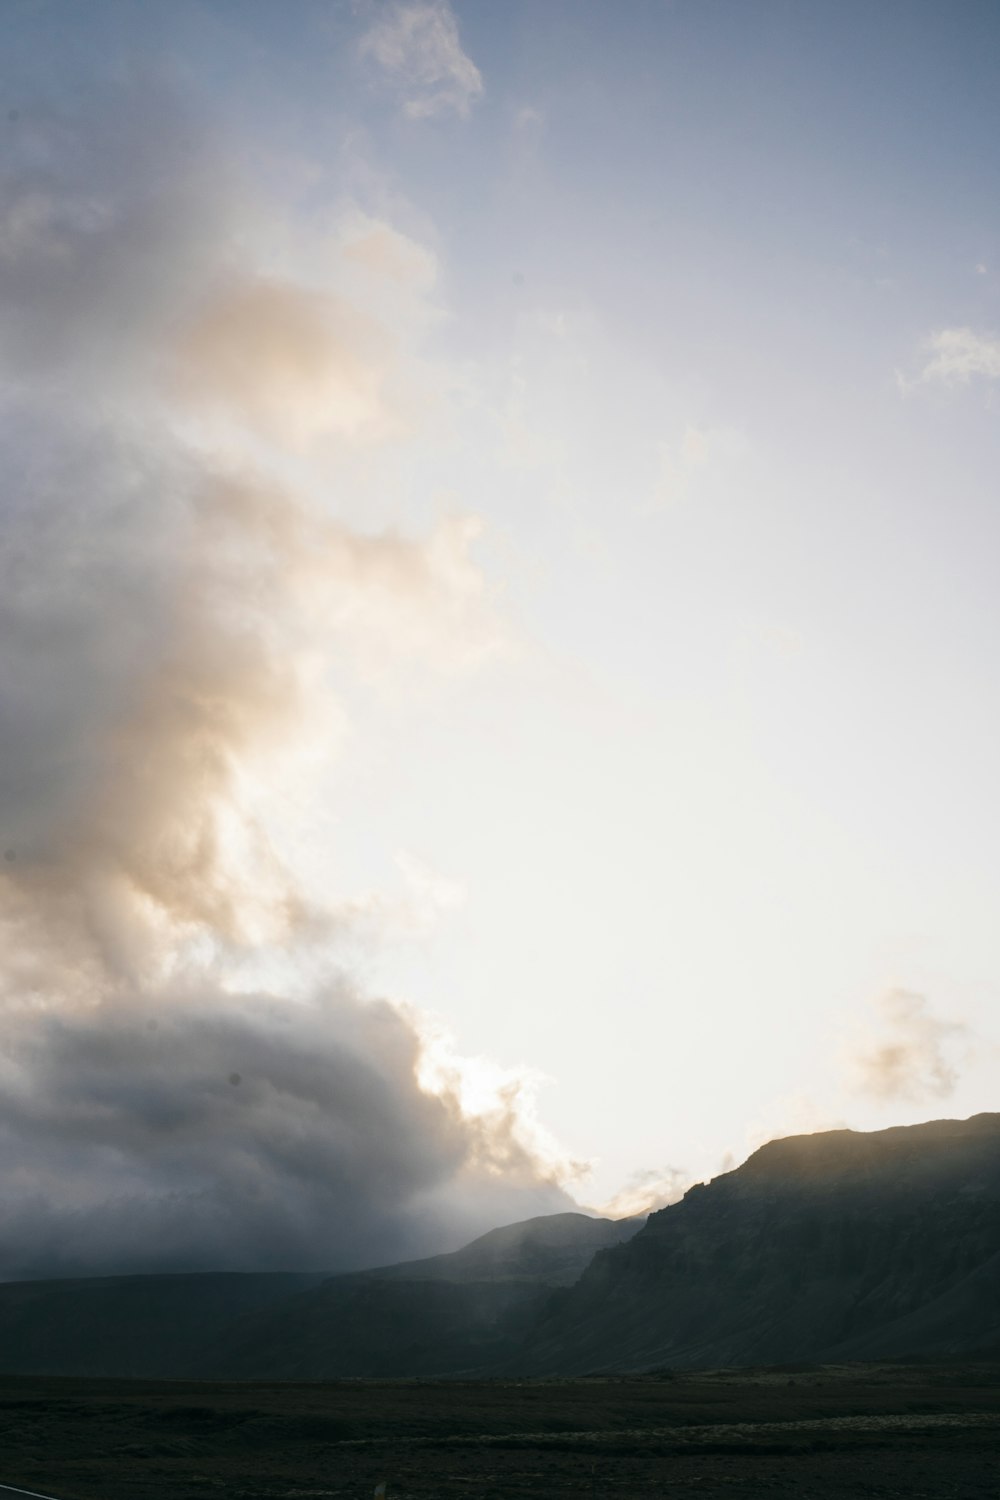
[2,1359,999,1499]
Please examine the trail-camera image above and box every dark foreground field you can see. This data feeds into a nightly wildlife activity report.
[2,1360,998,1500]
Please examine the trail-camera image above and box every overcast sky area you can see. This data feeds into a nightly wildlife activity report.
[2,0,1000,1274]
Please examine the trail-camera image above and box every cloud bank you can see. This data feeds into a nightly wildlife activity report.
[0,987,565,1278]
[0,80,570,1278]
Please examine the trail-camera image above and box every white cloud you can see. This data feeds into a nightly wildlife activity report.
[917,326,1000,385]
[359,1,484,120]
[592,1165,690,1219]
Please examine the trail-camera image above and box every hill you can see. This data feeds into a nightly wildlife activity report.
[203,1212,642,1378]
[516,1113,1000,1373]
[0,1213,639,1378]
[0,1272,326,1378]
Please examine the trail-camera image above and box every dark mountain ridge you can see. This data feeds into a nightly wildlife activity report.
[516,1112,1000,1373]
[361,1209,640,1285]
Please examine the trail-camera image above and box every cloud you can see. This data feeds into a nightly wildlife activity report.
[343,217,438,290]
[0,86,238,395]
[0,432,499,995]
[359,2,484,120]
[847,990,967,1104]
[171,277,395,443]
[0,78,569,1277]
[513,105,545,132]
[915,326,1000,385]
[0,983,574,1279]
[593,1165,689,1219]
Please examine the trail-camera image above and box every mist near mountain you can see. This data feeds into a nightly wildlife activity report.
[0,1213,637,1378]
[203,1211,643,1379]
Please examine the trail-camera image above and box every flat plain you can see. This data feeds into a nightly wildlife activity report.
[1,1359,998,1500]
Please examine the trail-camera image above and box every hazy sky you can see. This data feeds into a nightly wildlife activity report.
[2,0,999,1270]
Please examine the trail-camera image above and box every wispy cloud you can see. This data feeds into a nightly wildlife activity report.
[593,1165,690,1219]
[847,989,967,1104]
[742,1091,847,1152]
[913,326,1000,386]
[359,1,484,120]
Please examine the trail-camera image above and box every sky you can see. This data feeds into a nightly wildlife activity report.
[1,0,999,1274]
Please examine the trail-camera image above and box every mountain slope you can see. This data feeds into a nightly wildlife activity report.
[516,1113,1000,1374]
[0,1272,327,1378]
[362,1210,641,1286]
[0,1214,641,1378]
[204,1213,642,1378]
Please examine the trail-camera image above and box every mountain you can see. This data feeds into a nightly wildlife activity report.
[2,1116,997,1380]
[0,1213,639,1378]
[0,1272,326,1378]
[353,1209,641,1286]
[516,1113,1000,1373]
[202,1212,642,1378]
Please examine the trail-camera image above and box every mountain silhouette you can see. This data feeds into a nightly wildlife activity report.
[202,1212,642,1378]
[0,1115,997,1378]
[0,1213,638,1378]
[516,1113,1000,1373]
